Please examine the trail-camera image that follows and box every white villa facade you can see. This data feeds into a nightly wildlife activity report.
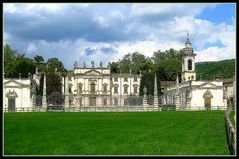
[3,75,33,112]
[162,34,226,110]
[3,34,233,112]
[63,65,142,108]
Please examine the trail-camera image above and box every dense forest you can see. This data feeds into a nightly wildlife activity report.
[196,59,235,80]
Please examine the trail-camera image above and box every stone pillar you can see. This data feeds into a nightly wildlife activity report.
[143,87,148,111]
[175,76,180,110]
[175,95,180,110]
[153,74,159,111]
[42,73,47,111]
[64,75,70,111]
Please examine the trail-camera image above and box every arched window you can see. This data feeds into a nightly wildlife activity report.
[188,59,192,70]
[124,84,128,94]
[133,84,138,94]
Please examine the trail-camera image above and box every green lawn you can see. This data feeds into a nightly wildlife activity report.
[4,111,229,155]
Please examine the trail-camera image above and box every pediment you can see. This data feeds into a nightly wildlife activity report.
[199,82,217,89]
[6,90,18,97]
[4,80,23,87]
[84,69,102,76]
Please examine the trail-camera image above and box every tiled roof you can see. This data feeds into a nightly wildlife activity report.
[160,81,176,88]
[223,78,233,84]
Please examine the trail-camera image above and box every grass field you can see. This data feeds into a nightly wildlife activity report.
[4,111,229,156]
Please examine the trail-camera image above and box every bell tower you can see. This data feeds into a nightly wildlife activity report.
[181,31,196,82]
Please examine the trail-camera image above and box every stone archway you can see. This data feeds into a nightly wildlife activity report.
[203,89,213,110]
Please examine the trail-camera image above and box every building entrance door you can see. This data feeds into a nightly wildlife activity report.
[203,89,213,110]
[8,98,15,112]
[204,97,211,110]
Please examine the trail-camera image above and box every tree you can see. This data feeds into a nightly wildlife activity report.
[5,57,36,78]
[108,61,119,73]
[4,44,18,67]
[34,55,46,73]
[34,55,44,65]
[139,71,161,96]
[46,73,62,96]
[46,58,67,74]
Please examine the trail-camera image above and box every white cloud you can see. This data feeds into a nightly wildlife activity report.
[27,42,38,54]
[93,16,109,29]
[130,4,216,18]
[196,46,235,62]
[3,3,235,70]
[110,10,125,22]
[3,3,17,14]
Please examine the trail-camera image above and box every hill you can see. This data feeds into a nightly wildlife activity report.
[196,59,235,80]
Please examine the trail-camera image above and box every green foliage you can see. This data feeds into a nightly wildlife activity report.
[4,111,229,155]
[139,71,161,96]
[108,52,153,74]
[46,73,62,96]
[34,55,44,65]
[4,44,34,78]
[5,57,36,78]
[34,55,46,72]
[108,61,119,73]
[196,59,235,80]
[46,57,67,74]
[4,44,19,66]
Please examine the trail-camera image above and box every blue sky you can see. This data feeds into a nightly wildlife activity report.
[3,3,236,70]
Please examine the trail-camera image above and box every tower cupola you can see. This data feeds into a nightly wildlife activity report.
[181,31,197,82]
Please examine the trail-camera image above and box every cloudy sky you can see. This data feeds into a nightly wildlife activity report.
[3,3,236,70]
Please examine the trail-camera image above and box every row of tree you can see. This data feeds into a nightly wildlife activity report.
[4,44,67,96]
[4,44,183,96]
[4,44,68,78]
[108,49,183,96]
[5,43,234,98]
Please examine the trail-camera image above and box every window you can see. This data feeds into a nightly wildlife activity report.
[124,99,128,106]
[103,99,107,106]
[90,82,96,94]
[78,84,82,93]
[134,77,137,82]
[114,98,118,106]
[114,85,118,94]
[188,59,192,70]
[124,77,128,82]
[103,84,107,93]
[114,78,118,82]
[134,85,138,94]
[124,85,128,94]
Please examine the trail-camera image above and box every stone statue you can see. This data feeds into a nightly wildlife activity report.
[91,61,94,68]
[143,86,147,98]
[74,61,77,68]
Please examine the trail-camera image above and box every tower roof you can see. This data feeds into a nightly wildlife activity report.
[183,31,195,56]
